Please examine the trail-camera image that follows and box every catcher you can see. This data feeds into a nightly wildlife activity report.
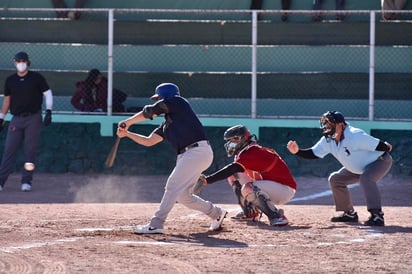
[195,125,297,226]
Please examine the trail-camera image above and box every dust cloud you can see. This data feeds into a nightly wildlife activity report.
[70,176,141,203]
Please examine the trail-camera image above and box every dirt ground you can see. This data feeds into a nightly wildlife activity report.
[0,173,411,274]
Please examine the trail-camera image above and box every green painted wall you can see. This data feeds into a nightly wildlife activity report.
[1,122,410,178]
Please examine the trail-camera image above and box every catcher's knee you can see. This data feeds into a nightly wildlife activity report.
[241,182,270,201]
[227,175,237,185]
[241,183,278,219]
[241,182,259,203]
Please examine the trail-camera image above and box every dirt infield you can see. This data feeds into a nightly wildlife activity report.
[0,173,411,274]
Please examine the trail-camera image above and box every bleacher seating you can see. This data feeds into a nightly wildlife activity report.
[2,19,412,46]
[0,0,411,119]
[2,0,412,21]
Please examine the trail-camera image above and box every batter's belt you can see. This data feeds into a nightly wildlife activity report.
[178,140,209,154]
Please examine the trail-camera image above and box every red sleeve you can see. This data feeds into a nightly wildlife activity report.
[97,78,108,109]
[71,89,85,111]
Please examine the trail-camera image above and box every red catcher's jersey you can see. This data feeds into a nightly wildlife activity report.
[235,144,297,190]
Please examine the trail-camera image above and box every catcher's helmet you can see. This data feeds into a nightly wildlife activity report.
[151,83,180,100]
[320,111,346,139]
[223,125,253,157]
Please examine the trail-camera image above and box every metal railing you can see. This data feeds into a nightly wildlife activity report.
[0,8,411,121]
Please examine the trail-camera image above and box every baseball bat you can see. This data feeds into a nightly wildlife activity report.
[104,122,126,168]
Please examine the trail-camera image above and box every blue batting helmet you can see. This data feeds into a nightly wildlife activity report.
[151,83,180,100]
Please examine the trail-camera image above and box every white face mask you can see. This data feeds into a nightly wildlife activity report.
[16,62,28,72]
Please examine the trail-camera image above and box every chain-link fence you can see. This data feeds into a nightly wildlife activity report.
[0,8,411,120]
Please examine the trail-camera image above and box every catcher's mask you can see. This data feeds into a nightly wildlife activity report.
[223,125,256,157]
[320,111,346,139]
[151,83,180,100]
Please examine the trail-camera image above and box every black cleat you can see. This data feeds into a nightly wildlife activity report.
[364,212,385,226]
[331,211,359,223]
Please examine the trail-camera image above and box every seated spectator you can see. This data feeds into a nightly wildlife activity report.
[51,0,86,20]
[312,0,345,22]
[250,0,292,22]
[71,69,127,113]
[381,0,408,20]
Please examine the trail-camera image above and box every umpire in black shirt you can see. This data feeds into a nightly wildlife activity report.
[0,52,53,192]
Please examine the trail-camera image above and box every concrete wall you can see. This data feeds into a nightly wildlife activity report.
[1,122,410,178]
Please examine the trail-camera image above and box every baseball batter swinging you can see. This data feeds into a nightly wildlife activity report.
[117,83,227,234]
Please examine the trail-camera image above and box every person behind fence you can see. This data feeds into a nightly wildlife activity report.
[197,125,297,227]
[287,111,393,226]
[250,0,292,21]
[71,69,127,113]
[312,0,345,21]
[381,0,408,20]
[51,0,87,20]
[116,82,228,234]
[0,51,53,192]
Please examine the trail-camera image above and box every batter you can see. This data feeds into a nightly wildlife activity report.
[117,82,227,234]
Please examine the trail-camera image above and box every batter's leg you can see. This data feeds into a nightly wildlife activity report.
[149,145,221,229]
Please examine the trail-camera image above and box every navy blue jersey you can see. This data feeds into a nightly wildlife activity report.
[4,71,49,115]
[153,96,208,153]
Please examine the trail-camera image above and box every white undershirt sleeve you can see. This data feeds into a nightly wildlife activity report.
[43,89,53,110]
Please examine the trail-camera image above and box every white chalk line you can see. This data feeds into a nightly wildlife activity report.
[291,184,358,202]
[0,237,83,253]
[114,232,383,248]
[0,225,385,253]
[0,184,381,253]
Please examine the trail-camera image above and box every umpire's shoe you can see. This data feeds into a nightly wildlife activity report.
[209,209,227,231]
[331,210,359,223]
[364,212,385,226]
[21,182,32,192]
[135,224,163,234]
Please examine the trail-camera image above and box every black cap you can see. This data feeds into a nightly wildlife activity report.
[86,69,101,82]
[323,111,346,124]
[14,51,29,61]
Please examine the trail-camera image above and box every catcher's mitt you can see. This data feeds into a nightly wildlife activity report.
[193,174,207,196]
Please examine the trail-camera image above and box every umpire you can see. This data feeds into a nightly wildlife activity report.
[287,111,392,226]
[0,52,53,192]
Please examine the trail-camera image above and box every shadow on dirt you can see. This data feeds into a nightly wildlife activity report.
[157,232,249,248]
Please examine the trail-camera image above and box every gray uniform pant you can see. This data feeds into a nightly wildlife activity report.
[0,112,42,187]
[328,152,393,212]
[149,141,222,229]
